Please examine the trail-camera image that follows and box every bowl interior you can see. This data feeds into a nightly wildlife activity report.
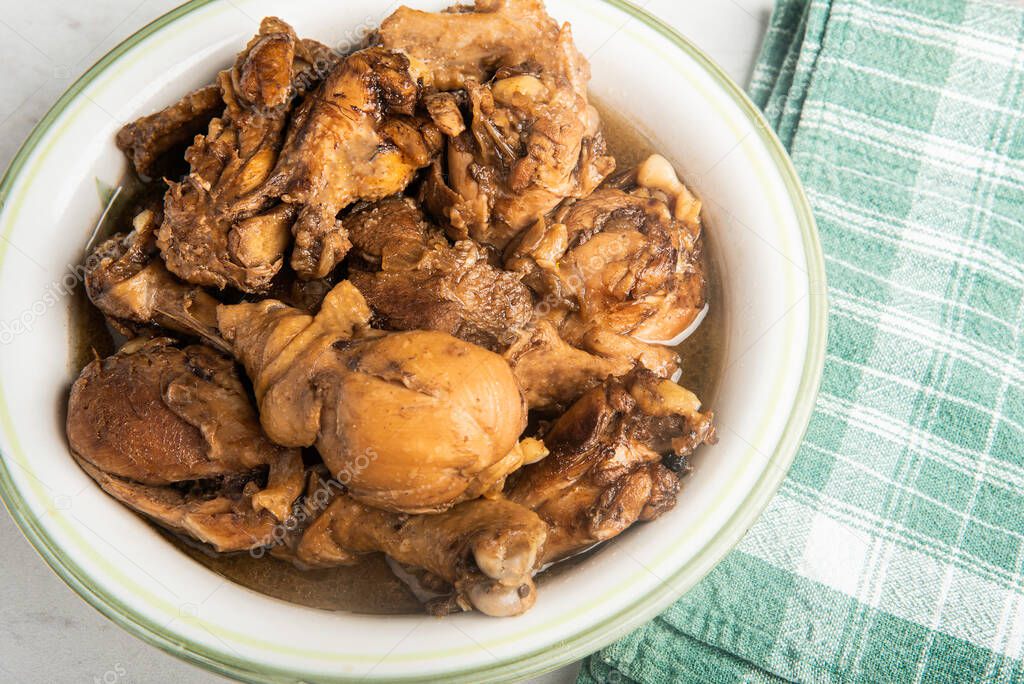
[0,0,823,681]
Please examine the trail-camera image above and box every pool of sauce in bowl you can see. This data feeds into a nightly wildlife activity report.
[598,102,728,406]
[68,104,726,615]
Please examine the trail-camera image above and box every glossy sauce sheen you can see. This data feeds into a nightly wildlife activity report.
[68,104,726,614]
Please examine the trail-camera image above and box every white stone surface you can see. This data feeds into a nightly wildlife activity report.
[0,1,771,681]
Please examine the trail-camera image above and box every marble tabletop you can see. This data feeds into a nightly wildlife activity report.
[0,1,771,681]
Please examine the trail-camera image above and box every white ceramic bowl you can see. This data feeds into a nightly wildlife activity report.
[0,1,826,681]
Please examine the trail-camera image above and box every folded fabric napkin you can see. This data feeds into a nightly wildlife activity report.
[580,0,1024,681]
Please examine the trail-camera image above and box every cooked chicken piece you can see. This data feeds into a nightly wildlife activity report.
[423,74,615,250]
[218,281,533,513]
[345,195,443,265]
[504,316,630,411]
[295,484,547,617]
[116,84,223,179]
[453,72,614,247]
[508,159,705,343]
[507,370,715,561]
[346,196,534,351]
[66,337,304,551]
[424,92,466,137]
[503,305,682,412]
[84,208,224,347]
[379,0,578,91]
[158,18,338,292]
[501,156,706,406]
[382,0,615,248]
[254,47,442,280]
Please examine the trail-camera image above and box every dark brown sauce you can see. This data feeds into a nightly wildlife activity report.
[172,533,422,613]
[68,104,727,615]
[597,101,728,406]
[69,176,154,374]
[69,286,114,371]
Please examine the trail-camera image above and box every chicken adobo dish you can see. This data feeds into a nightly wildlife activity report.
[67,0,720,618]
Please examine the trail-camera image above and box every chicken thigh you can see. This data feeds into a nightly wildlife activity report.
[66,338,304,551]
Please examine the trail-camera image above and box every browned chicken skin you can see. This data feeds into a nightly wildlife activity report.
[217,281,534,514]
[296,486,547,617]
[503,315,632,411]
[157,18,337,292]
[379,0,583,92]
[116,84,223,179]
[502,155,706,408]
[383,0,615,248]
[346,196,535,351]
[508,370,715,562]
[66,338,305,551]
[84,208,224,347]
[255,47,443,280]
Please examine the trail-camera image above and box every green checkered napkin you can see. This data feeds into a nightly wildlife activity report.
[580,0,1024,681]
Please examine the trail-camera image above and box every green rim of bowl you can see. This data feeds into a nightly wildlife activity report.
[0,1,827,682]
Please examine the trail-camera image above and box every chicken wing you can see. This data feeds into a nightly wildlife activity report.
[295,483,547,617]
